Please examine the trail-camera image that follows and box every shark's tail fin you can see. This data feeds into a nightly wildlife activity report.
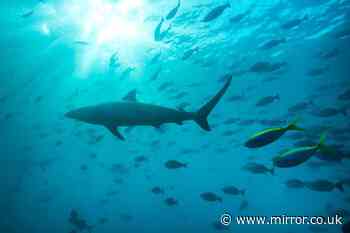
[195,76,232,131]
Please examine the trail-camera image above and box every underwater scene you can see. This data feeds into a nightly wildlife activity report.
[1,0,350,233]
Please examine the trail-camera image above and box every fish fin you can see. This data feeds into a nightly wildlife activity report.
[195,76,232,131]
[275,94,280,100]
[122,89,137,102]
[106,126,125,140]
[241,189,246,196]
[153,125,166,134]
[176,121,183,125]
[269,167,275,175]
[317,132,327,149]
[335,182,344,192]
[286,118,304,131]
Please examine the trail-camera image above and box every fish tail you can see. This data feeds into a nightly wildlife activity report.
[335,182,344,192]
[317,132,327,150]
[241,189,246,196]
[194,76,232,131]
[269,167,275,175]
[286,118,304,131]
[274,94,280,100]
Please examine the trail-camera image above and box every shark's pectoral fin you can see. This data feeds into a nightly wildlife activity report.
[106,125,125,141]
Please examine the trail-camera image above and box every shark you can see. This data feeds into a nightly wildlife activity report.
[65,77,232,140]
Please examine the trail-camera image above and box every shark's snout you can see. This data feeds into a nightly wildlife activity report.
[65,110,77,119]
[64,108,93,123]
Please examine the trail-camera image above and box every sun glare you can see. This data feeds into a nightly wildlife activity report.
[36,0,154,77]
[66,0,147,44]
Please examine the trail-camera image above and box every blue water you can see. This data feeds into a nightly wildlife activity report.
[1,0,349,233]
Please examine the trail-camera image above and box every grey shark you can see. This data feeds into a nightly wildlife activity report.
[65,77,232,140]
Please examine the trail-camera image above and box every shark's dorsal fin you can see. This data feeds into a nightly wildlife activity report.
[106,125,125,141]
[122,89,137,102]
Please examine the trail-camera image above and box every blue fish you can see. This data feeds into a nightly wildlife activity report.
[166,0,181,20]
[202,3,230,22]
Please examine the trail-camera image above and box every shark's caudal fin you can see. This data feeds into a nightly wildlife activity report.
[194,76,232,131]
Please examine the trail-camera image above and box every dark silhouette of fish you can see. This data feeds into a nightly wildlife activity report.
[285,179,305,189]
[335,28,350,39]
[281,15,308,30]
[182,47,199,60]
[305,179,344,192]
[230,12,248,23]
[306,66,329,77]
[165,197,178,206]
[154,18,172,41]
[200,192,222,202]
[255,94,280,107]
[338,89,350,101]
[74,40,89,46]
[250,61,287,73]
[202,3,230,22]
[149,51,161,64]
[319,48,339,60]
[65,77,232,140]
[259,38,286,50]
[21,10,34,18]
[166,0,181,20]
[242,162,274,175]
[149,66,162,81]
[165,160,187,169]
[311,107,347,117]
[288,100,313,113]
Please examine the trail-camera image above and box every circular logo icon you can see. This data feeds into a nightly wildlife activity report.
[220,213,232,226]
